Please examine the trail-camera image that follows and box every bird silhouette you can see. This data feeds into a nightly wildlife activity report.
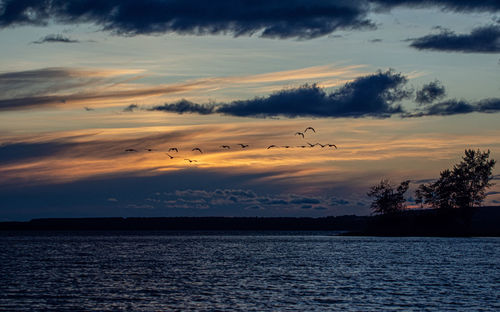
[168,147,178,152]
[306,142,315,147]
[220,145,230,149]
[125,149,138,152]
[192,147,203,153]
[237,144,249,148]
[145,148,153,152]
[316,143,326,148]
[304,127,316,133]
[297,145,307,148]
[295,132,304,138]
[166,153,174,159]
[282,145,291,148]
[267,145,278,149]
[327,144,338,149]
[184,159,198,163]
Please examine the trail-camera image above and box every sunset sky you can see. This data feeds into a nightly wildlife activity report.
[1,1,499,220]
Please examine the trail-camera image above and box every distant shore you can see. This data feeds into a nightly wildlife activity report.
[1,206,499,236]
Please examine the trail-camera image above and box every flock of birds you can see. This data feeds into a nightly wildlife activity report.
[124,127,337,163]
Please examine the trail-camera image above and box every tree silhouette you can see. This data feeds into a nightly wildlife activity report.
[367,179,410,215]
[415,149,496,210]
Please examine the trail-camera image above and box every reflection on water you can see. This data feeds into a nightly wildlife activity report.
[0,233,499,311]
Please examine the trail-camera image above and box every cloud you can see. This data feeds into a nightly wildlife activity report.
[0,67,207,111]
[416,80,446,104]
[0,64,365,111]
[151,99,215,115]
[1,1,498,40]
[408,25,500,53]
[156,70,412,118]
[407,98,500,117]
[123,104,139,112]
[160,188,347,213]
[370,0,500,12]
[0,0,374,40]
[32,34,79,44]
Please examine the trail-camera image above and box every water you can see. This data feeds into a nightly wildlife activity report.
[0,232,499,311]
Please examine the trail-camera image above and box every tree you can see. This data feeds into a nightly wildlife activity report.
[367,179,410,215]
[415,149,496,210]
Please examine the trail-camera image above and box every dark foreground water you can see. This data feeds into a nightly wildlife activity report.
[0,232,499,311]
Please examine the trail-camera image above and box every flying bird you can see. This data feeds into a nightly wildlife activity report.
[304,127,316,133]
[145,148,153,152]
[297,145,306,148]
[192,147,203,153]
[166,153,174,159]
[328,144,338,149]
[282,145,291,148]
[306,142,315,147]
[124,149,137,152]
[316,143,326,148]
[168,147,178,152]
[237,144,249,148]
[295,132,304,138]
[267,145,278,149]
[220,145,231,149]
[184,159,198,163]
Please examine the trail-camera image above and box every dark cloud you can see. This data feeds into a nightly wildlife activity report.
[151,99,215,115]
[157,70,411,118]
[331,198,350,206]
[0,0,374,40]
[1,1,497,40]
[32,34,79,44]
[407,98,500,117]
[370,0,500,12]
[416,80,446,104]
[409,25,500,53]
[123,104,139,112]
[290,197,321,205]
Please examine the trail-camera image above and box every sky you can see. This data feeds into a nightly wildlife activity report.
[0,0,499,220]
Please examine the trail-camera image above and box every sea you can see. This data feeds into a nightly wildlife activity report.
[0,232,499,311]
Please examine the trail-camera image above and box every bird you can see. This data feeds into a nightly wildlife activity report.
[124,149,137,152]
[306,142,315,147]
[267,145,278,149]
[192,147,203,153]
[327,144,338,149]
[220,145,231,149]
[282,145,291,148]
[237,144,249,148]
[297,145,307,148]
[184,159,198,163]
[304,127,316,133]
[316,143,326,148]
[295,132,304,138]
[166,153,174,159]
[145,148,153,152]
[168,147,178,152]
